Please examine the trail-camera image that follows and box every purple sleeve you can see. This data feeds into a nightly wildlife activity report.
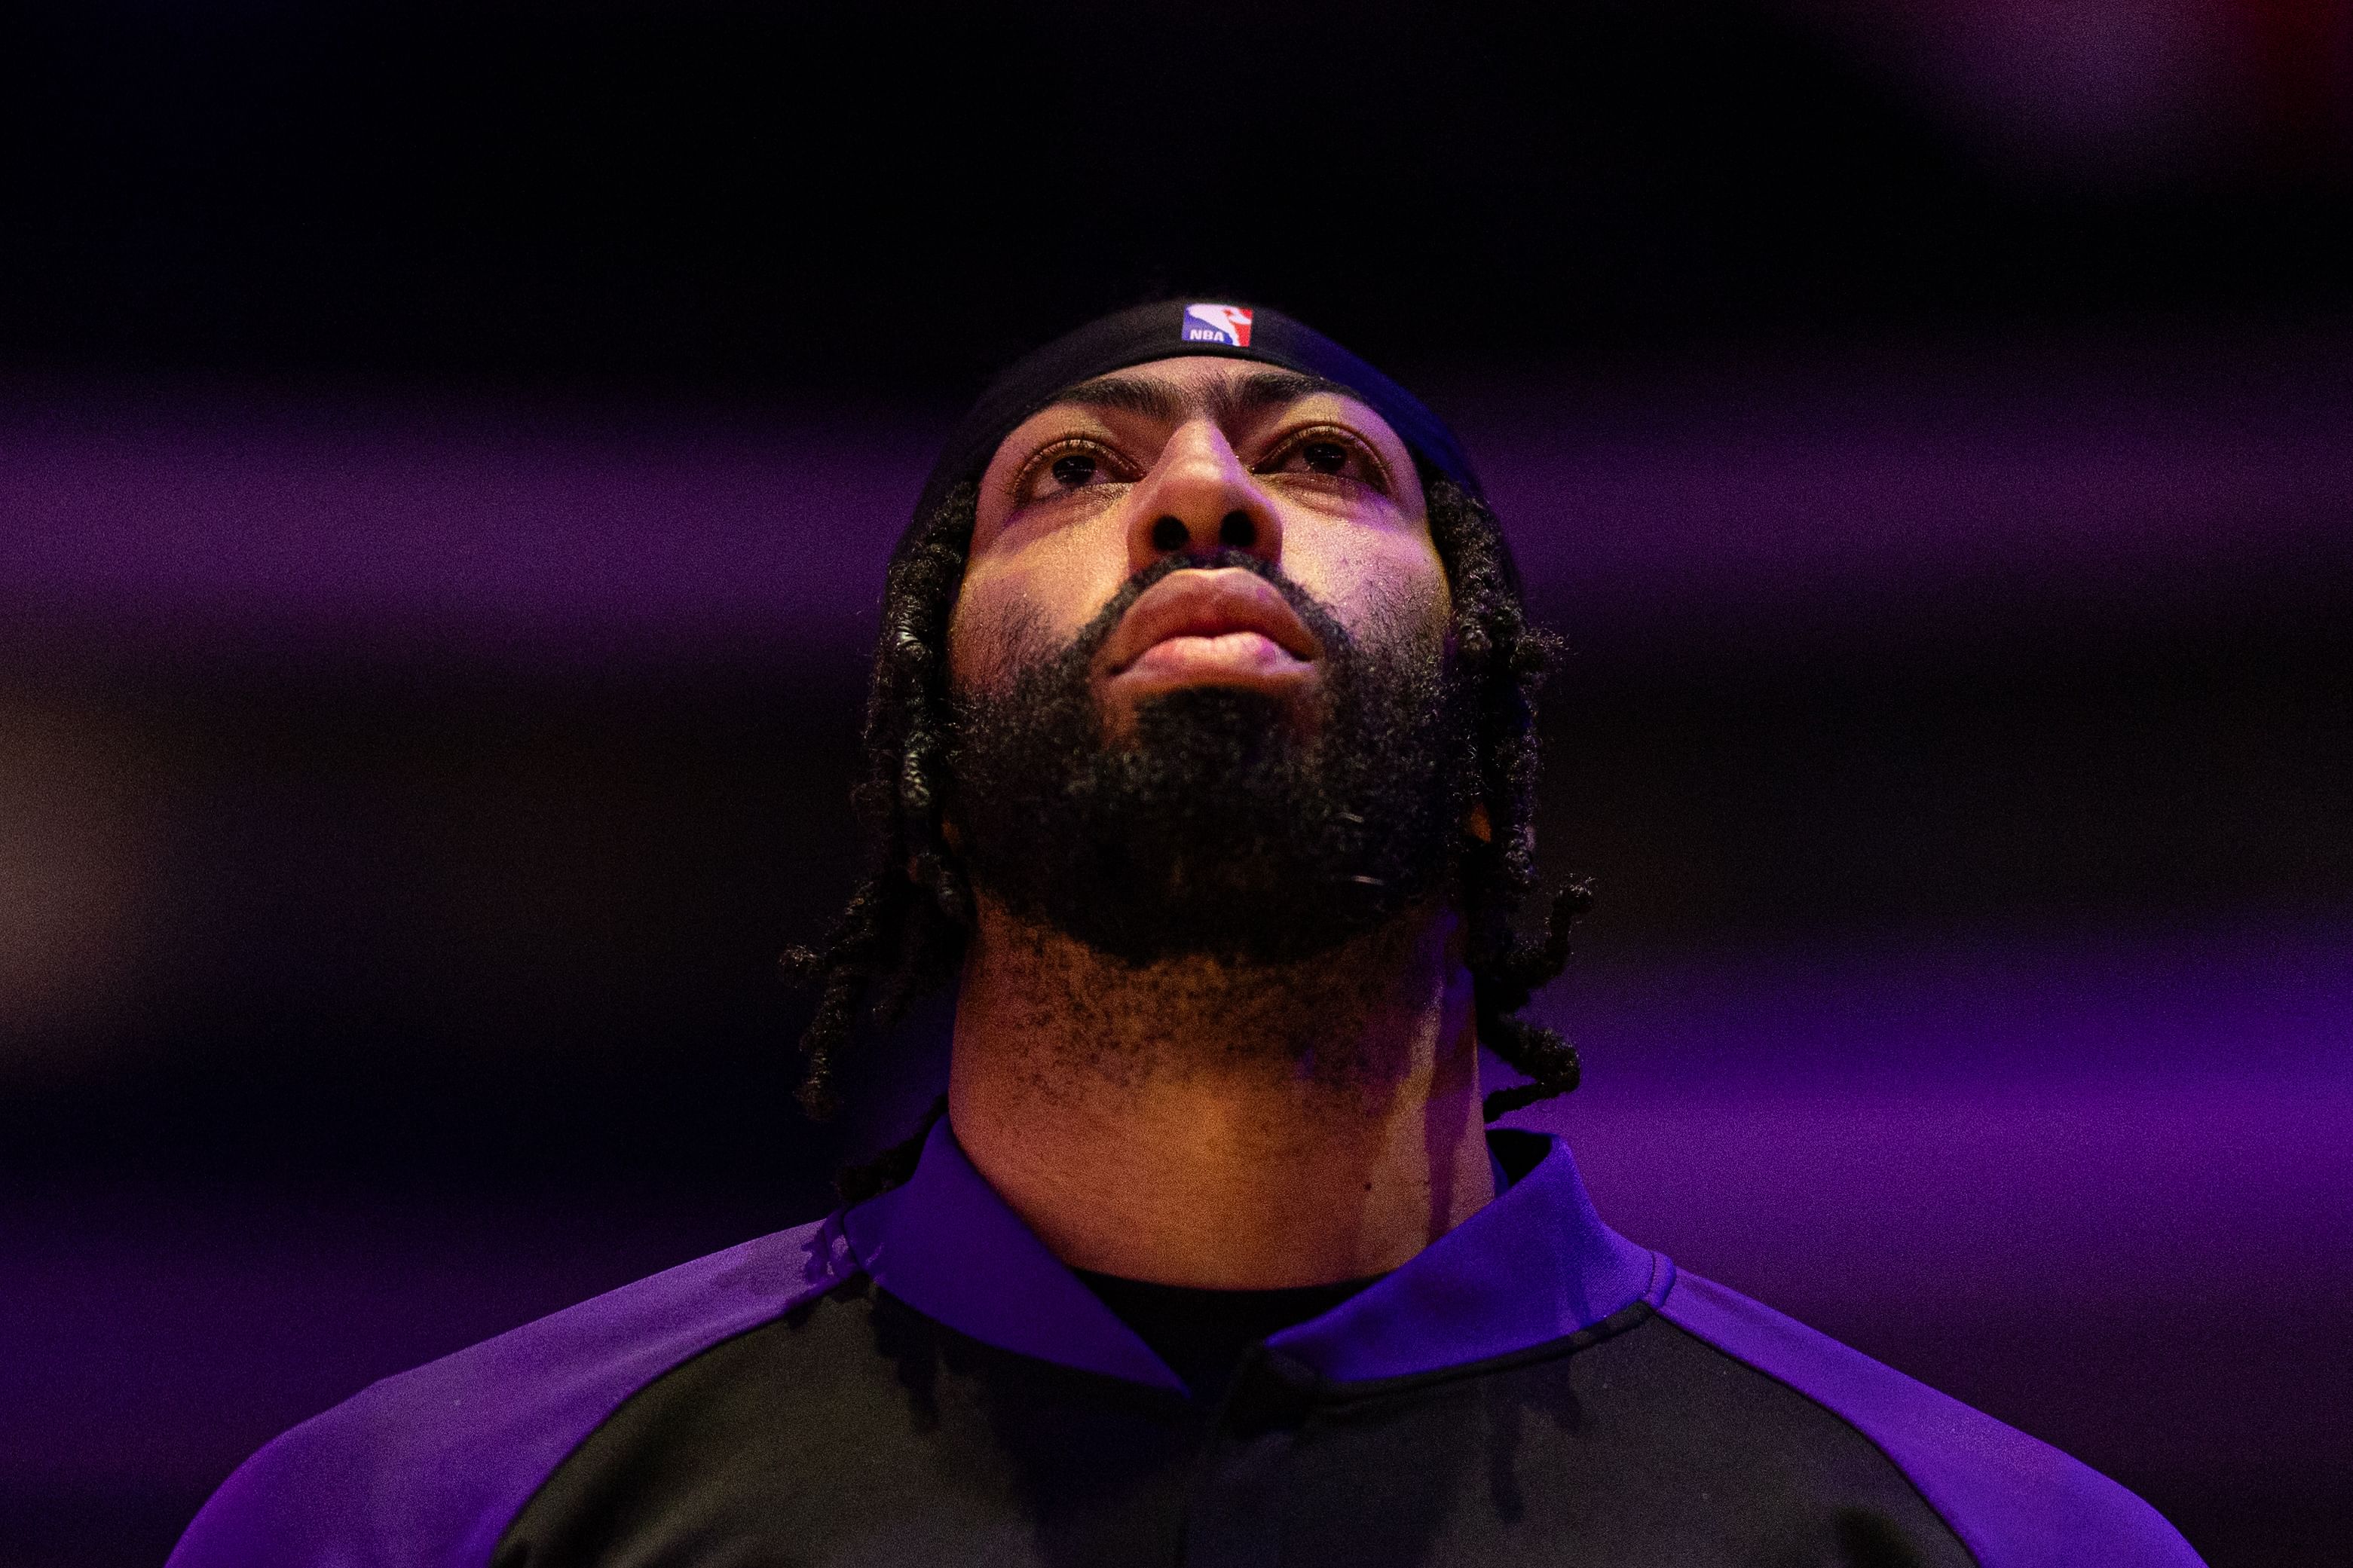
[1659,1270,2205,1568]
[167,1216,853,1568]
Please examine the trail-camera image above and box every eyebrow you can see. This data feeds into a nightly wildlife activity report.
[1042,368,1357,426]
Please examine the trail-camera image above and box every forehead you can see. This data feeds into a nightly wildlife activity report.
[1054,356,1344,414]
[998,355,1406,449]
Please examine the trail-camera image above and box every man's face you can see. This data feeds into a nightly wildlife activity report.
[943,356,1467,967]
[950,356,1449,726]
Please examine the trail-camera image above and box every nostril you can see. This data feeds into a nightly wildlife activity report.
[1218,510,1256,549]
[1149,515,1189,553]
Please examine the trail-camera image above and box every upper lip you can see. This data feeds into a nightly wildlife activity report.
[1100,569,1323,675]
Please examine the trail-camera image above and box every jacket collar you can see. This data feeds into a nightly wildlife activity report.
[840,1118,1668,1393]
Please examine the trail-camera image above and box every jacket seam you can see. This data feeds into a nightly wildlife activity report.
[479,1217,859,1565]
[1654,1279,1984,1568]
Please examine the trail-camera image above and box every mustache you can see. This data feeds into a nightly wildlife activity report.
[1027,549,1357,678]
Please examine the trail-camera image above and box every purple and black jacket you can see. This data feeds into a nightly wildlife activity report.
[169,1124,2202,1566]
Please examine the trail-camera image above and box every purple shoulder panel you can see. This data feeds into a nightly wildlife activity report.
[1272,1131,1666,1383]
[1659,1270,2205,1568]
[167,1215,855,1568]
[844,1120,1185,1392]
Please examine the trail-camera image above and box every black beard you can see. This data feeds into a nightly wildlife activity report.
[950,551,1467,967]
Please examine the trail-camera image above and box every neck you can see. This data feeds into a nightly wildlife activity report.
[946,894,1494,1289]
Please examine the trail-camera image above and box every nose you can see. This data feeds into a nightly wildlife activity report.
[1124,418,1283,575]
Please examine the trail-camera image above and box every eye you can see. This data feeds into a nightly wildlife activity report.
[1013,439,1129,504]
[1299,439,1349,475]
[1265,428,1387,491]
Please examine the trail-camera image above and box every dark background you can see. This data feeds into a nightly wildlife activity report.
[2,2,2349,1564]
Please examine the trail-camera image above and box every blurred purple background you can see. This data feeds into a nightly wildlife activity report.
[4,3,2350,1564]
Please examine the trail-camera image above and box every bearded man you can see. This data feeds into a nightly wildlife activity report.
[170,302,2202,1567]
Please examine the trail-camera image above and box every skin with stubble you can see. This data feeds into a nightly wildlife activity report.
[942,355,1498,1291]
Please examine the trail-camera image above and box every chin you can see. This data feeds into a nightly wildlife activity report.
[1103,671,1321,738]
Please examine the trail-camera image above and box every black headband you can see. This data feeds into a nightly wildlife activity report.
[908,300,1482,541]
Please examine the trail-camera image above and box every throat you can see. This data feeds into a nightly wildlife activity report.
[956,891,1461,1093]
[946,895,1495,1289]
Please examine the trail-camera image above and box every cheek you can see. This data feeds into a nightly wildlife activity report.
[945,587,1039,695]
[948,536,1130,692]
[1293,529,1452,652]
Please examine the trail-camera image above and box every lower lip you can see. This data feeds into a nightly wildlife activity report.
[1118,631,1311,683]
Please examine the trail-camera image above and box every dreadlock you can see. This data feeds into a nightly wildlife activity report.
[780,474,1590,1178]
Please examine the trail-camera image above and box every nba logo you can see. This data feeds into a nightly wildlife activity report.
[1180,304,1253,347]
